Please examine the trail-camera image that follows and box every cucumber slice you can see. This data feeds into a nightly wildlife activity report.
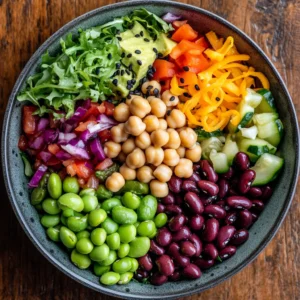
[255,89,277,113]
[210,150,229,174]
[194,128,223,142]
[252,113,279,125]
[240,126,258,140]
[200,137,223,160]
[222,135,239,165]
[244,88,263,108]
[251,153,284,186]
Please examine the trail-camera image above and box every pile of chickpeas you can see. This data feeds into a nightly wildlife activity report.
[104,80,202,198]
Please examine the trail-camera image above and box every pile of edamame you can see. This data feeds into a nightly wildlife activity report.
[30,173,168,286]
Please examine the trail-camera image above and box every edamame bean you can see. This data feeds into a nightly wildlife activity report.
[34,203,43,212]
[46,226,60,242]
[60,226,77,248]
[76,238,94,254]
[137,220,156,237]
[98,250,117,266]
[154,213,168,228]
[31,187,47,205]
[96,185,113,200]
[119,181,149,195]
[118,244,130,258]
[134,222,140,228]
[42,198,61,215]
[148,228,157,239]
[101,198,122,212]
[76,230,90,240]
[61,215,68,226]
[129,258,139,272]
[118,272,133,285]
[128,237,150,258]
[67,215,88,232]
[71,249,91,269]
[88,209,107,227]
[47,173,62,199]
[62,208,74,217]
[101,217,119,234]
[121,192,141,210]
[91,228,107,246]
[89,244,110,262]
[94,264,111,276]
[100,272,120,285]
[79,188,96,197]
[82,194,98,212]
[112,206,137,225]
[106,233,120,250]
[112,257,132,274]
[39,173,50,188]
[58,193,84,212]
[137,195,157,221]
[41,214,60,228]
[118,225,136,243]
[63,177,80,194]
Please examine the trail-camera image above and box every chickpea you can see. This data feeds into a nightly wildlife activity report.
[122,138,136,154]
[166,109,186,128]
[151,129,169,148]
[104,141,121,158]
[147,96,156,102]
[174,158,193,178]
[176,146,186,158]
[105,172,125,192]
[179,127,198,148]
[153,164,172,183]
[149,98,167,118]
[111,123,129,143]
[163,149,180,167]
[124,116,146,136]
[162,90,179,107]
[136,166,155,183]
[119,164,136,181]
[135,131,151,149]
[141,80,161,96]
[126,148,146,169]
[158,119,168,130]
[143,115,159,133]
[150,180,169,198]
[145,146,164,166]
[185,143,202,162]
[113,103,130,122]
[118,151,127,163]
[164,128,181,149]
[129,96,151,119]
[126,94,140,106]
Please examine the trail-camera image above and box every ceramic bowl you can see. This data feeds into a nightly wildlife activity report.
[2,1,299,299]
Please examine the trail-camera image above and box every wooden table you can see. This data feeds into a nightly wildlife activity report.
[0,0,299,299]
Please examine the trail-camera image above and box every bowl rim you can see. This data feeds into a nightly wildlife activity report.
[2,0,299,299]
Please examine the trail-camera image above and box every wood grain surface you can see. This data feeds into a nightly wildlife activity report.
[0,0,299,299]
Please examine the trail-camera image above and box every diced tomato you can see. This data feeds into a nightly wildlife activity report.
[62,159,76,167]
[18,135,28,151]
[58,168,67,181]
[170,40,205,60]
[98,129,112,143]
[153,59,176,80]
[104,101,115,116]
[48,144,60,155]
[78,178,86,189]
[67,163,77,177]
[75,161,93,179]
[86,175,100,189]
[172,24,198,42]
[177,71,198,86]
[98,103,106,114]
[23,106,37,135]
[195,36,210,48]
[95,158,113,171]
[33,159,42,170]
[75,120,97,132]
[49,113,60,129]
[83,103,100,120]
[46,156,61,166]
[160,79,171,93]
[172,20,188,29]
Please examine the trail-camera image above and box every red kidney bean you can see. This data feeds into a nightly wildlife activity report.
[225,211,237,225]
[183,264,202,279]
[180,241,196,257]
[189,233,203,256]
[193,257,215,269]
[156,227,172,247]
[198,180,219,196]
[216,225,236,249]
[150,272,168,285]
[221,167,234,180]
[193,164,201,173]
[200,160,218,183]
[169,214,186,232]
[237,210,253,229]
[174,194,183,206]
[138,254,153,271]
[204,205,226,219]
[219,245,236,260]
[201,195,217,206]
[238,170,256,194]
[251,200,265,213]
[156,255,175,276]
[234,152,250,171]
[157,203,165,213]
[168,242,190,267]
[134,269,149,281]
[172,226,191,242]
[150,240,165,256]
[187,172,201,182]
[226,196,252,210]
[182,180,199,193]
[168,176,182,193]
[251,212,258,223]
[165,204,183,215]
[184,192,204,214]
[202,218,219,242]
[189,215,205,231]
[218,179,229,198]
[261,185,273,201]
[167,242,180,256]
[161,193,175,205]
[228,187,239,196]
[230,229,249,245]
[202,243,218,260]
[248,187,262,198]
[169,270,181,281]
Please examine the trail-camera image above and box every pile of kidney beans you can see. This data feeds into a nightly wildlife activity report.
[134,152,273,285]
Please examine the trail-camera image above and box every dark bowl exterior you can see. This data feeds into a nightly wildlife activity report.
[2,1,299,299]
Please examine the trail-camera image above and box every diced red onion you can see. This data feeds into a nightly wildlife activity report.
[39,151,53,163]
[162,13,181,23]
[43,129,58,144]
[96,114,118,126]
[82,99,91,109]
[61,144,90,160]
[67,107,87,124]
[69,138,85,149]
[28,164,48,188]
[57,132,77,144]
[29,135,45,150]
[55,150,72,160]
[84,161,94,170]
[62,123,74,133]
[89,138,106,162]
[37,118,49,132]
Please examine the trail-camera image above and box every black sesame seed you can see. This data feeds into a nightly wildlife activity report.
[216,97,221,101]
[153,48,158,53]
[117,36,122,41]
[140,31,144,37]
[121,70,125,76]
[180,78,185,84]
[153,88,159,97]
[127,94,132,99]
[107,53,112,60]
[147,85,153,90]
[131,79,136,84]
[140,77,147,84]
[170,96,176,101]
[167,110,171,116]
[129,64,133,71]
[115,70,120,76]
[127,80,132,85]
[183,92,191,97]
[116,63,121,69]
[157,53,163,58]
[117,91,122,96]
[129,91,134,95]
[125,70,130,75]
[137,60,142,66]
[144,38,150,42]
[121,53,125,58]
[195,84,200,91]
[127,53,132,58]
[135,50,141,54]
[116,30,121,35]
[183,66,189,71]
[135,34,140,38]
[112,79,118,86]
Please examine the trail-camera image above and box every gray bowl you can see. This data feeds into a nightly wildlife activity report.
[2,1,299,299]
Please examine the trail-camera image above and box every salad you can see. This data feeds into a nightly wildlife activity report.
[17,9,284,286]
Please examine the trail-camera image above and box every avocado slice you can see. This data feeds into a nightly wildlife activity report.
[155,33,177,57]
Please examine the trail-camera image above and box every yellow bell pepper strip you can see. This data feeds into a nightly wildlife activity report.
[206,31,224,50]
[170,76,187,96]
